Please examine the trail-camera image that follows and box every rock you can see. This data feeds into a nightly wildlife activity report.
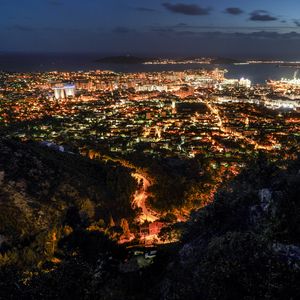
[0,170,4,184]
[273,243,300,270]
[0,234,7,247]
[258,188,272,212]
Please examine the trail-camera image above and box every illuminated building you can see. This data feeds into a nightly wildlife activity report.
[171,100,176,109]
[53,85,65,99]
[64,84,76,97]
[239,77,251,88]
[53,84,76,99]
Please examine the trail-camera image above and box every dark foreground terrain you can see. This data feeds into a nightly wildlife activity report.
[0,139,299,299]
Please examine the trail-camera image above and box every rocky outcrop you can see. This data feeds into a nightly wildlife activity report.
[158,157,300,300]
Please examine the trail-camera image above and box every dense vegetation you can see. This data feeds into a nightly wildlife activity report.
[0,138,137,281]
[126,153,236,213]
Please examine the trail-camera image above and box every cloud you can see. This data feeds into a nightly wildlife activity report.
[175,30,198,36]
[151,26,175,36]
[232,31,300,40]
[249,10,277,21]
[42,27,64,33]
[224,7,243,15]
[6,25,86,34]
[162,3,211,16]
[136,7,157,12]
[294,20,300,27]
[177,23,188,27]
[9,25,34,32]
[112,26,134,34]
[149,24,300,41]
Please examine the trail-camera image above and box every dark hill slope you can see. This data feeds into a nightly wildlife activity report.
[1,141,300,300]
[0,139,136,265]
[159,157,300,300]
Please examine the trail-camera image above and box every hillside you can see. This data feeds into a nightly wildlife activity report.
[0,140,299,299]
[158,156,300,299]
[0,139,137,277]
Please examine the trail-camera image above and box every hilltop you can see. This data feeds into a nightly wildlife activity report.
[158,155,300,299]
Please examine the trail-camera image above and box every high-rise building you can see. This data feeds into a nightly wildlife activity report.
[53,84,76,99]
[64,84,76,97]
[53,86,65,100]
[171,100,176,109]
[239,78,251,88]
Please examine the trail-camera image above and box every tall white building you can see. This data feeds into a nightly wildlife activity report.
[239,77,252,88]
[53,84,76,99]
[64,84,76,97]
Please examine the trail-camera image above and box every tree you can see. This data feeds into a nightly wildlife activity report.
[65,206,81,229]
[120,218,130,238]
[109,214,115,228]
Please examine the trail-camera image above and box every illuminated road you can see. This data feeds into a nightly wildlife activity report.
[206,100,275,151]
[131,173,158,223]
[93,154,159,223]
[84,152,182,244]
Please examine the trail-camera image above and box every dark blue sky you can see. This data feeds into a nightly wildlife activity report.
[1,0,300,58]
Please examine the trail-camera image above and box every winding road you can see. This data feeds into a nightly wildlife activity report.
[131,173,158,223]
[84,152,160,224]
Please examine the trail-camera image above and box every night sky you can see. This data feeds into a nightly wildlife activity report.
[1,0,300,58]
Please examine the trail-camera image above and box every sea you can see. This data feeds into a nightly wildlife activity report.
[0,53,298,84]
